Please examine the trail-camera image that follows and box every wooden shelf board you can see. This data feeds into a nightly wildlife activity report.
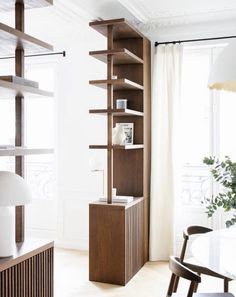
[89,48,143,65]
[0,238,53,272]
[0,0,53,12]
[89,78,144,91]
[0,22,53,57]
[90,18,145,40]
[0,147,54,156]
[0,79,53,98]
[89,108,143,117]
[89,144,144,150]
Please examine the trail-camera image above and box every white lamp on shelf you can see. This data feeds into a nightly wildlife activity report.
[208,40,236,92]
[0,171,31,257]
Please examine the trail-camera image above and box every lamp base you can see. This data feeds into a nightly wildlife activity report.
[0,207,15,257]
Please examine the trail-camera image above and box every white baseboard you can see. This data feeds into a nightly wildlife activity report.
[55,237,88,251]
[26,228,89,251]
[26,228,57,240]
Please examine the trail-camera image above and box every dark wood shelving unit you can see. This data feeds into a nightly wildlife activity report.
[0,1,54,296]
[90,18,146,39]
[89,18,151,286]
[89,48,143,65]
[89,78,144,90]
[89,108,144,117]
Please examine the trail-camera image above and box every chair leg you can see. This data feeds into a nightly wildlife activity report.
[173,276,180,292]
[224,278,229,293]
[193,274,201,292]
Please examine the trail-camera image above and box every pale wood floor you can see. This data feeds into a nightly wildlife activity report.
[54,248,236,297]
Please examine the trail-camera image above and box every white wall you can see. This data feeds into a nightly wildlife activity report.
[55,27,107,250]
[17,7,109,250]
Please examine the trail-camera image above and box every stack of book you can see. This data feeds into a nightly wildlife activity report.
[99,195,133,203]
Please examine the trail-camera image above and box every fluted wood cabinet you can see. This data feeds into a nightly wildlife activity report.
[89,18,151,285]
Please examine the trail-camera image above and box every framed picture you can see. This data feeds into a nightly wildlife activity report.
[116,123,134,144]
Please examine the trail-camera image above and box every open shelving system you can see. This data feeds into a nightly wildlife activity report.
[89,18,151,285]
[0,1,54,296]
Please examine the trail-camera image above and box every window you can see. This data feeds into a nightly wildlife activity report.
[0,58,56,200]
[179,44,236,230]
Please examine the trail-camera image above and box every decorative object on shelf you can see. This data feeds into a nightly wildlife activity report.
[116,123,134,144]
[112,124,126,145]
[203,156,236,227]
[116,99,128,109]
[208,40,236,92]
[0,171,31,257]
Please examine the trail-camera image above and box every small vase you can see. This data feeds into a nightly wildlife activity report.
[112,124,126,145]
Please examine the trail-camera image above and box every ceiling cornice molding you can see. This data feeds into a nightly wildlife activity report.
[118,0,148,22]
[119,0,236,30]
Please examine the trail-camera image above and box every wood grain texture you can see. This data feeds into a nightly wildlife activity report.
[89,199,144,285]
[89,108,144,117]
[89,78,144,90]
[89,18,151,285]
[89,18,146,40]
[0,0,53,12]
[0,239,54,297]
[89,48,143,65]
[15,3,25,243]
[107,25,114,204]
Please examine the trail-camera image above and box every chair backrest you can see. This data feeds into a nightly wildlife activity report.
[167,256,201,297]
[180,225,212,262]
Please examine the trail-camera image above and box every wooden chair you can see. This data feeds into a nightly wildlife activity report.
[173,225,231,293]
[167,256,234,297]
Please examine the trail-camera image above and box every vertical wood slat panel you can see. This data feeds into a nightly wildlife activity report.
[0,247,53,297]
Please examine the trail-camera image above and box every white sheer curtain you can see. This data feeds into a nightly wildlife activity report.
[150,44,183,261]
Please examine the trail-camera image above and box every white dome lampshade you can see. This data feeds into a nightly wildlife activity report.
[0,171,31,206]
[208,40,236,92]
[0,171,32,257]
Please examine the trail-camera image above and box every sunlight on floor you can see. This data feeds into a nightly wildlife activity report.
[54,248,236,297]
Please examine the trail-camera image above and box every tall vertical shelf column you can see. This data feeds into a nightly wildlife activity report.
[0,1,54,295]
[15,1,25,243]
[89,18,151,285]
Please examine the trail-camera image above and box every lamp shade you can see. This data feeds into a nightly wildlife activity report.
[0,171,31,206]
[208,40,236,92]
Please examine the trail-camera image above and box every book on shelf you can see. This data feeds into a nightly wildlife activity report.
[99,195,134,203]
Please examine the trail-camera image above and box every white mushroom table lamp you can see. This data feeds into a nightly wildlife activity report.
[0,171,31,257]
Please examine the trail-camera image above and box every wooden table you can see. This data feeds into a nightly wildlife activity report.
[0,238,54,297]
[191,227,236,279]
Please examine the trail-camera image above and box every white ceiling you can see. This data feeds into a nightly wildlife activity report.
[56,0,236,41]
[2,0,236,43]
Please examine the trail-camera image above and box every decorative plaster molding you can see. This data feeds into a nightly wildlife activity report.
[119,0,236,29]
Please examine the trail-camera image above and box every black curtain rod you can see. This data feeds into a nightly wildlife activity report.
[0,50,66,60]
[154,35,236,47]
